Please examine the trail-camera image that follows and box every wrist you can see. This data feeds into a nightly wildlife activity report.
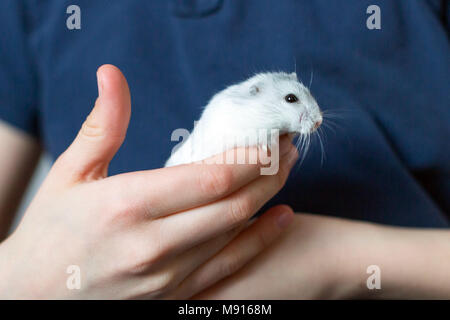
[314,219,390,299]
[325,219,387,299]
[350,223,386,299]
[0,232,48,299]
[285,215,382,299]
[334,222,450,299]
[374,226,450,299]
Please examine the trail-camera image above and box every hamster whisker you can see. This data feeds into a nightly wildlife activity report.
[316,129,326,166]
[309,68,314,90]
[294,135,304,160]
[318,125,328,144]
[321,118,345,133]
[298,133,311,166]
[294,134,302,154]
[321,122,337,135]
[293,56,297,74]
[318,121,336,137]
[321,107,352,119]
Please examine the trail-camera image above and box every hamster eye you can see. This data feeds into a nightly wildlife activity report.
[285,94,298,103]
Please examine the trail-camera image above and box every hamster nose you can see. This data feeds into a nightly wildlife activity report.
[312,119,322,132]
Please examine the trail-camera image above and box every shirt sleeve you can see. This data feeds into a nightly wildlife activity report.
[0,0,39,138]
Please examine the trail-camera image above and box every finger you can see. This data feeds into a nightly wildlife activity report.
[156,145,298,254]
[137,223,247,299]
[51,64,131,185]
[100,135,294,219]
[171,205,295,299]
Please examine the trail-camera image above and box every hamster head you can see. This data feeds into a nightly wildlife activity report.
[219,72,323,135]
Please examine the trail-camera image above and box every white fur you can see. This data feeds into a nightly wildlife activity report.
[165,72,322,167]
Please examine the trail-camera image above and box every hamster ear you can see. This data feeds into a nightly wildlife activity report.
[290,72,298,80]
[249,82,262,95]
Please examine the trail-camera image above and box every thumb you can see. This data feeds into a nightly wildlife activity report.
[53,64,131,184]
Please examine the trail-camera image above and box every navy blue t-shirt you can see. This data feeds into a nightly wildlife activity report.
[1,0,449,227]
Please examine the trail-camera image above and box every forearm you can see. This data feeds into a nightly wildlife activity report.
[195,214,450,300]
[345,223,450,299]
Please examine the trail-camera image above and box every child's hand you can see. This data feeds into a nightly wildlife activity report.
[0,65,298,299]
[195,213,450,299]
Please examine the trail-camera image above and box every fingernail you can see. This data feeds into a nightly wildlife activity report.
[277,210,294,229]
[97,71,103,97]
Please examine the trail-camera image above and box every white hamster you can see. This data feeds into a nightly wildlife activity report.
[165,72,323,167]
